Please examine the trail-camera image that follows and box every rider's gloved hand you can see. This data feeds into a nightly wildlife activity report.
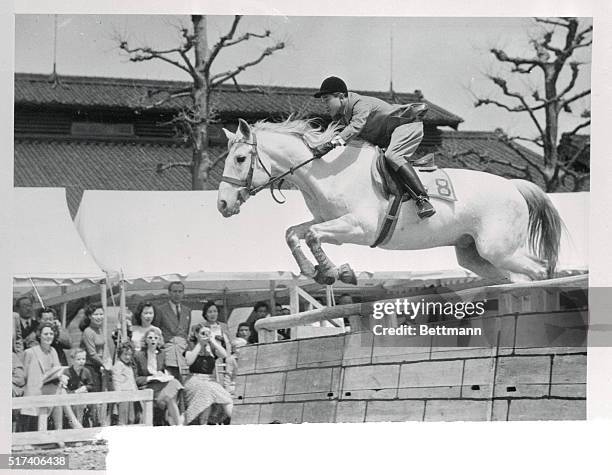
[313,141,335,158]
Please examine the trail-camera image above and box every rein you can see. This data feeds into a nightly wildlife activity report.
[221,132,318,204]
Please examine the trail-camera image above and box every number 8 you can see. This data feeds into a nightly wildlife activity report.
[435,178,451,197]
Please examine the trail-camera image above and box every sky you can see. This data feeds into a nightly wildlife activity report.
[14,15,592,142]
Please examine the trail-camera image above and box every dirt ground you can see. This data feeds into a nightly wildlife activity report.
[12,440,108,470]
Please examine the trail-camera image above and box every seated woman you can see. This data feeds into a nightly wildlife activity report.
[131,302,163,351]
[133,328,183,426]
[183,324,233,425]
[21,322,81,431]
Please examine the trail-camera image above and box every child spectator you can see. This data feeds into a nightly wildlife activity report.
[112,342,138,425]
[64,348,93,426]
[232,323,251,350]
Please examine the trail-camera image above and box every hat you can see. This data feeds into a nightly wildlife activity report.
[313,76,348,98]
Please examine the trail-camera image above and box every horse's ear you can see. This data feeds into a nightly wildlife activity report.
[222,128,235,141]
[237,118,252,140]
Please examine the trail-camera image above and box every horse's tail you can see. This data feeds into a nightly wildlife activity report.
[512,179,564,278]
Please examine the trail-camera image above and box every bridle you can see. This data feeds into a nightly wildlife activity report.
[220,131,318,204]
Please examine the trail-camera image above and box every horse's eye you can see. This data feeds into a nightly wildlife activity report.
[236,156,246,164]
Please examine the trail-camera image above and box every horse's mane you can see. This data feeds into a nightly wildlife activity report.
[252,118,344,148]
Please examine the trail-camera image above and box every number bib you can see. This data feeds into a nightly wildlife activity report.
[420,169,457,202]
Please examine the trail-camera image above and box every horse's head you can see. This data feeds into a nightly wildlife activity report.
[217,119,272,217]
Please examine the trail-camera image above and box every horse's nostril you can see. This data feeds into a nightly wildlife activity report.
[219,200,227,210]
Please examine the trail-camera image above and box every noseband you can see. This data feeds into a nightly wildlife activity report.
[221,131,318,204]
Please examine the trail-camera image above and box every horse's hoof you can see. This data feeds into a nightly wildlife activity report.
[300,262,316,278]
[338,263,357,285]
[314,266,336,285]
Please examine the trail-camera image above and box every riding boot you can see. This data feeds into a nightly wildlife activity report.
[396,162,436,219]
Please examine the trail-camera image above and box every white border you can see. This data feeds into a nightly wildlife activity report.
[4,1,612,473]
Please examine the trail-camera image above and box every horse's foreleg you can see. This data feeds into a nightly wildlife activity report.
[305,214,368,285]
[285,221,317,277]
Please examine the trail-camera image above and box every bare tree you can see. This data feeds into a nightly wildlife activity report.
[119,15,285,189]
[473,17,591,191]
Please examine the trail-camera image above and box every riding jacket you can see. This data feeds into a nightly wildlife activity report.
[334,92,427,148]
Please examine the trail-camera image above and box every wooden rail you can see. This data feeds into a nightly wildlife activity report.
[12,389,154,447]
[254,274,588,342]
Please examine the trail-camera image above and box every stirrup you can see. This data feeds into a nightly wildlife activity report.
[415,197,436,219]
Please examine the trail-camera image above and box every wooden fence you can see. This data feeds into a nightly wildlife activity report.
[12,389,154,446]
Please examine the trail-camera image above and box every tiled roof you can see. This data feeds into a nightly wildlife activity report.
[15,130,582,217]
[14,139,199,216]
[559,133,590,169]
[14,73,463,128]
[429,130,588,192]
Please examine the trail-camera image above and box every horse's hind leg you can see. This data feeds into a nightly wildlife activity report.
[489,250,548,281]
[473,233,548,282]
[455,239,512,285]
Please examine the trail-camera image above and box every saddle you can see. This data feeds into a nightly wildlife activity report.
[373,150,437,201]
[370,150,456,248]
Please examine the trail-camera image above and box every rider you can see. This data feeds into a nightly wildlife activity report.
[313,76,435,219]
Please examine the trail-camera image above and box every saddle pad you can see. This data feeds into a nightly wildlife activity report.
[420,168,457,202]
[371,151,458,202]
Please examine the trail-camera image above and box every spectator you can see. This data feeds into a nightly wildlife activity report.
[21,322,80,431]
[112,342,139,425]
[67,306,87,346]
[245,301,270,344]
[64,348,93,426]
[133,328,183,426]
[183,324,233,425]
[131,302,163,351]
[12,351,26,432]
[232,323,251,349]
[12,310,23,357]
[80,303,113,426]
[201,301,232,350]
[201,301,235,390]
[153,282,191,382]
[38,307,72,366]
[15,296,38,350]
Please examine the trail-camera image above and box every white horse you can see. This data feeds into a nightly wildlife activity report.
[217,118,563,285]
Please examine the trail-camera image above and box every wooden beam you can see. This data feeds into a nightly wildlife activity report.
[255,275,588,333]
[269,280,276,316]
[296,287,324,309]
[42,285,102,307]
[12,427,110,446]
[12,389,154,409]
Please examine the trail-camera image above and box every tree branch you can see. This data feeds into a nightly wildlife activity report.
[120,42,191,74]
[563,142,589,170]
[487,75,545,138]
[509,135,544,149]
[205,15,242,74]
[560,88,591,109]
[490,48,541,67]
[225,29,272,47]
[558,62,581,99]
[156,161,192,173]
[534,17,571,28]
[495,132,548,182]
[567,119,591,136]
[210,42,285,86]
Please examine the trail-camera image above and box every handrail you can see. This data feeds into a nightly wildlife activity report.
[254,274,588,332]
[12,389,153,409]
